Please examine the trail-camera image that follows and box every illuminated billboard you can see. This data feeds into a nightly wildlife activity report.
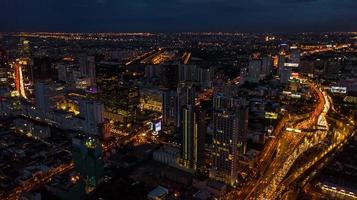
[154,122,162,132]
[150,121,162,132]
[284,63,299,68]
[330,86,347,94]
[265,112,278,119]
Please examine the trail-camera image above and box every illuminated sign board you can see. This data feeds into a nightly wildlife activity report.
[154,122,162,132]
[265,112,278,119]
[284,63,299,68]
[330,86,347,94]
[150,121,162,133]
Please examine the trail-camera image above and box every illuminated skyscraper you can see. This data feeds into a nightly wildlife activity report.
[178,84,205,171]
[210,94,248,186]
[72,137,104,194]
[289,46,300,64]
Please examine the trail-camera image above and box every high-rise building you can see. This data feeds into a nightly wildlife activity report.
[87,56,96,87]
[72,137,104,194]
[79,55,96,87]
[162,90,179,127]
[160,64,179,89]
[79,54,89,77]
[197,67,214,88]
[179,64,197,82]
[280,67,292,85]
[0,47,9,87]
[278,53,286,75]
[178,64,214,88]
[261,56,272,78]
[210,94,248,186]
[239,67,248,85]
[35,82,54,114]
[247,60,261,83]
[79,100,104,135]
[289,46,300,64]
[177,83,205,171]
[57,64,68,82]
[177,83,196,126]
[145,65,162,80]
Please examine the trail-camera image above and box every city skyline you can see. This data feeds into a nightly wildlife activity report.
[0,1,357,199]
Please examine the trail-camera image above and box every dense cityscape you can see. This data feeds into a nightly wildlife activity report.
[0,31,356,200]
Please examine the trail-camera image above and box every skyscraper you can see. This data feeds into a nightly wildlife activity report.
[247,60,261,83]
[79,55,96,87]
[79,100,104,135]
[178,83,205,171]
[87,56,96,87]
[280,67,292,85]
[210,94,248,186]
[72,137,104,194]
[278,53,286,75]
[289,46,300,64]
[35,82,54,114]
[261,55,272,78]
[162,90,179,127]
[0,47,9,87]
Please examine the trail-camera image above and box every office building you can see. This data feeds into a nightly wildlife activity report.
[210,94,248,186]
[247,60,261,83]
[179,64,197,82]
[57,64,68,82]
[178,84,205,171]
[280,67,292,85]
[35,82,54,114]
[72,137,104,194]
[0,48,9,87]
[162,90,179,127]
[289,46,300,64]
[79,100,104,135]
[261,56,272,78]
[278,53,286,75]
[79,55,96,87]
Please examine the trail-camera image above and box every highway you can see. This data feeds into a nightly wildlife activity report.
[225,80,330,200]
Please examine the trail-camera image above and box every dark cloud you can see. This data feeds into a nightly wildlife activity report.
[0,0,356,32]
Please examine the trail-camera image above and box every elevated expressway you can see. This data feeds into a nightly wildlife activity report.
[225,80,355,200]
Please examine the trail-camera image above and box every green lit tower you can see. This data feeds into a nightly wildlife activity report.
[72,136,104,194]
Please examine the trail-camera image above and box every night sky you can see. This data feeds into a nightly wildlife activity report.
[1,0,357,32]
